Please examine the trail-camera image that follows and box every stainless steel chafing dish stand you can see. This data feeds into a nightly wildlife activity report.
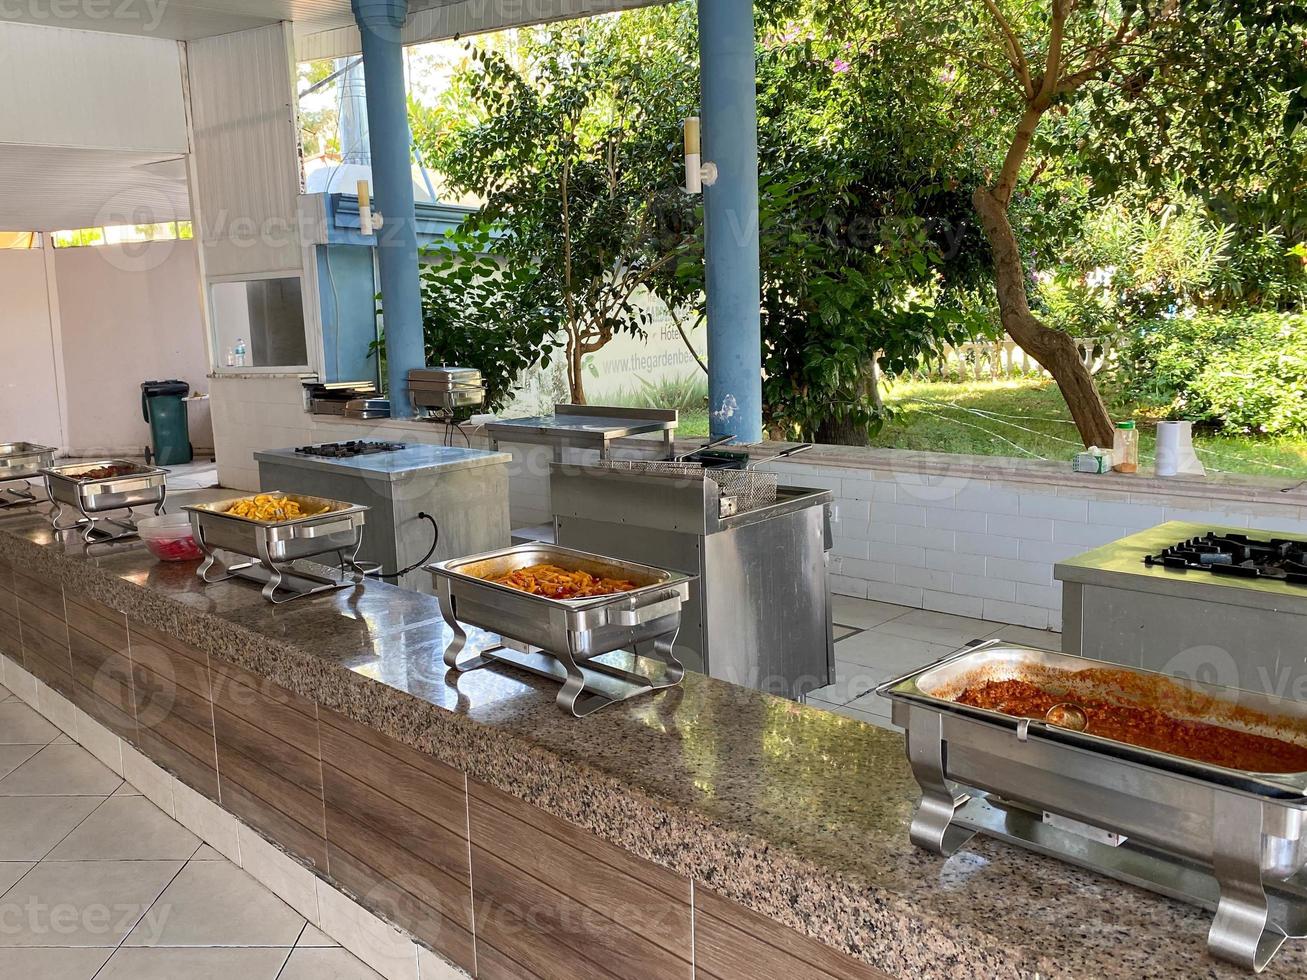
[878,640,1307,973]
[42,460,167,542]
[0,442,55,508]
[184,493,368,604]
[429,544,694,717]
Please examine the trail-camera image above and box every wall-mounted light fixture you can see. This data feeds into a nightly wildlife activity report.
[357,179,384,236]
[683,117,718,195]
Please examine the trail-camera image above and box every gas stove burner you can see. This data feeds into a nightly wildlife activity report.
[1143,531,1307,586]
[293,441,406,459]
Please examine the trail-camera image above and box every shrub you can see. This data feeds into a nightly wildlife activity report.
[1117,312,1307,434]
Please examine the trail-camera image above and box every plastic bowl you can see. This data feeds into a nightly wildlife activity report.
[136,513,203,562]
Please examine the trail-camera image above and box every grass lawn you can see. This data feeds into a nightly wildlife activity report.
[675,379,1307,479]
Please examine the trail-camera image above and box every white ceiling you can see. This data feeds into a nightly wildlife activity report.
[0,145,190,232]
[0,0,469,41]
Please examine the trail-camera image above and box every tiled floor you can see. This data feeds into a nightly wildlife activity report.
[806,595,1063,729]
[0,686,381,980]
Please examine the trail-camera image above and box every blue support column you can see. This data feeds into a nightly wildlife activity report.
[698,0,763,443]
[351,0,423,417]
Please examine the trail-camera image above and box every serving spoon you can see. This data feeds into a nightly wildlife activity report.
[1044,702,1089,732]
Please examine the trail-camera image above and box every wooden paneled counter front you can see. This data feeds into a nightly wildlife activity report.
[0,508,1297,980]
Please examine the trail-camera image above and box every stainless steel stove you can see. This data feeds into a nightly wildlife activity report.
[1144,531,1307,585]
[1057,521,1307,698]
[293,441,406,459]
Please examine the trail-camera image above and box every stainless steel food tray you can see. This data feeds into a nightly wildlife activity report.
[185,493,368,603]
[42,460,167,541]
[429,544,693,716]
[879,641,1307,973]
[0,442,54,508]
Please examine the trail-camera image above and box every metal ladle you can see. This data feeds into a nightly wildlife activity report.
[1044,702,1089,732]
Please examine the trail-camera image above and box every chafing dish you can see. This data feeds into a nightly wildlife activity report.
[878,640,1307,973]
[42,460,167,542]
[185,492,368,603]
[0,442,54,508]
[429,543,693,716]
[408,366,485,414]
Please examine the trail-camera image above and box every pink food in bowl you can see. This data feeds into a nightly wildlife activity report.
[137,514,204,562]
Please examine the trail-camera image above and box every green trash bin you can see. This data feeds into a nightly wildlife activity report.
[141,380,193,466]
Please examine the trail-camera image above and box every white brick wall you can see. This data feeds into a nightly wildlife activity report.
[760,454,1307,632]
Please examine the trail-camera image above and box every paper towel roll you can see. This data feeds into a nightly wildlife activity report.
[1156,421,1205,477]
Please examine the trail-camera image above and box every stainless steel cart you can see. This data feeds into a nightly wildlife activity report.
[429,544,693,716]
[185,493,368,603]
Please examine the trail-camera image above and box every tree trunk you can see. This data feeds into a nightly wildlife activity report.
[815,360,882,447]
[973,187,1114,449]
[567,338,587,405]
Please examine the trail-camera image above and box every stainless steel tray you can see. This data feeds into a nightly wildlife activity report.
[881,643,1307,801]
[429,544,694,716]
[42,460,167,540]
[0,442,55,482]
[432,544,691,648]
[185,493,368,565]
[879,641,1307,972]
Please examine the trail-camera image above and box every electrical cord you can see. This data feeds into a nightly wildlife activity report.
[350,511,440,580]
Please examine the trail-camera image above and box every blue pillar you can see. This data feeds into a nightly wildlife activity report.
[351,0,423,417]
[698,0,763,443]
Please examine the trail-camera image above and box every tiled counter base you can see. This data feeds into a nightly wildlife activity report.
[1,517,1304,980]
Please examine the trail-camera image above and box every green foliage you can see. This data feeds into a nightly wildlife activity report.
[413,225,561,412]
[1116,312,1307,434]
[414,10,699,402]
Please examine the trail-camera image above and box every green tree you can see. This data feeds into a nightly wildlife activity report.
[416,13,699,404]
[837,0,1307,446]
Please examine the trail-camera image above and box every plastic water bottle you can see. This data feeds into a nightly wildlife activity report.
[233,338,248,368]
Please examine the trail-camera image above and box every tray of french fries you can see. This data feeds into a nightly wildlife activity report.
[184,492,368,566]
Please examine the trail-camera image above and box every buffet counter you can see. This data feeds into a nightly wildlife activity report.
[0,507,1300,979]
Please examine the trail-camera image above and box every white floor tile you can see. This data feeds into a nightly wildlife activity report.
[830,594,908,630]
[834,630,958,677]
[0,859,182,946]
[281,946,385,980]
[0,743,41,779]
[0,744,122,797]
[123,861,305,948]
[873,608,999,648]
[0,796,104,861]
[298,923,341,947]
[0,701,61,745]
[984,625,1063,650]
[95,947,290,980]
[0,947,112,979]
[47,797,200,862]
[804,660,886,706]
[0,860,33,894]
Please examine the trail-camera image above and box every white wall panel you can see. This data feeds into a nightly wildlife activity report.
[0,248,64,450]
[0,22,186,152]
[187,23,304,280]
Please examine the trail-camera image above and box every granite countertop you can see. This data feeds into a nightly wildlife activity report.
[0,506,1301,979]
[253,444,512,480]
[1055,520,1307,612]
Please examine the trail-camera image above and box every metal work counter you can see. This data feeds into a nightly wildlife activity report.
[484,403,678,460]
